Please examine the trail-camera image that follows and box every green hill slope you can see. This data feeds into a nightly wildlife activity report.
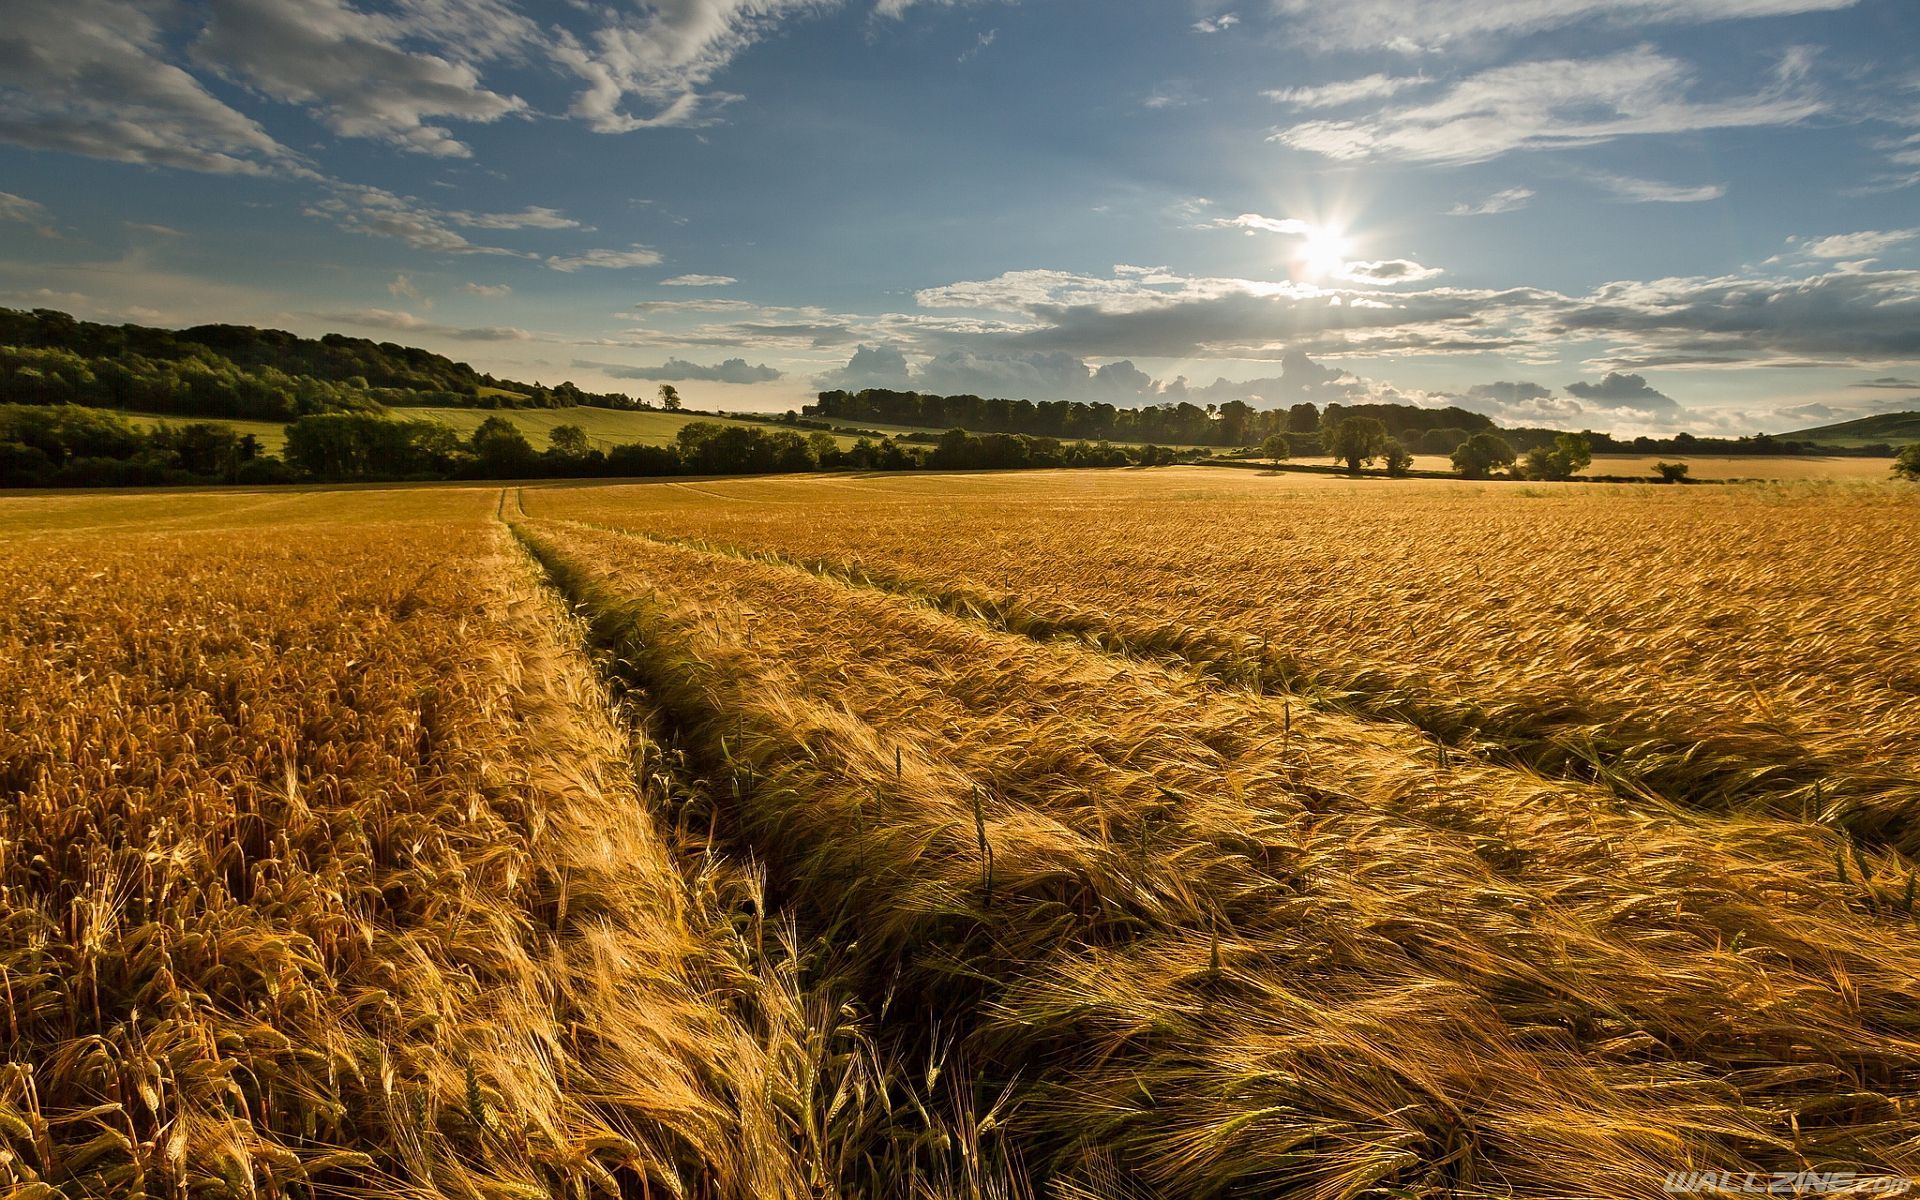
[1782,410,1920,447]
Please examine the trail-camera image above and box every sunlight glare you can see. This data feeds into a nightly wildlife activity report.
[1293,223,1351,282]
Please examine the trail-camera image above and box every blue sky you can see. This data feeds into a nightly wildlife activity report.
[2,0,1918,434]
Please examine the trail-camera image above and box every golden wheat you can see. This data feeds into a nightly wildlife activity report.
[526,470,1920,848]
[8,470,1917,1200]
[515,513,1920,1198]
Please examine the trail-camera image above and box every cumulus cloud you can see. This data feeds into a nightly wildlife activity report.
[895,257,1920,373]
[1271,47,1822,164]
[545,245,665,272]
[661,274,739,286]
[1450,380,1587,425]
[816,344,914,389]
[587,356,782,383]
[0,0,290,174]
[1270,0,1859,52]
[1548,267,1920,363]
[317,307,531,340]
[196,0,524,157]
[1163,350,1365,407]
[1565,370,1682,413]
[1449,187,1535,215]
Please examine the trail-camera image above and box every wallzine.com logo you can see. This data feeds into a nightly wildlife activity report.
[1662,1171,1915,1196]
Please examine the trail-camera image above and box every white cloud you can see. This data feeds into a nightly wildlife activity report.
[1193,13,1241,33]
[448,206,585,230]
[387,273,423,300]
[1588,172,1727,202]
[1263,73,1429,108]
[546,245,665,272]
[0,0,290,174]
[1271,47,1822,164]
[1797,229,1919,258]
[196,0,525,158]
[1207,213,1319,236]
[1270,0,1860,52]
[662,274,739,286]
[1449,187,1535,215]
[816,344,913,389]
[555,0,833,134]
[464,282,513,297]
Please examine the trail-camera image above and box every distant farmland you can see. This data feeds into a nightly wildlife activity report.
[3,467,1918,1198]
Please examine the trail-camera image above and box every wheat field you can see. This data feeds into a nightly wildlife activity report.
[3,467,1917,1198]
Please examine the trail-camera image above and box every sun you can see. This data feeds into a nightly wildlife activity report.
[1293,223,1351,282]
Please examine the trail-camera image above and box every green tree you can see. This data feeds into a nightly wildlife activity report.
[1259,433,1291,462]
[1654,461,1690,483]
[658,384,682,412]
[807,430,840,468]
[1322,415,1388,472]
[1450,431,1517,479]
[1524,431,1594,480]
[1893,443,1920,481]
[1381,436,1414,477]
[469,415,536,475]
[548,423,591,458]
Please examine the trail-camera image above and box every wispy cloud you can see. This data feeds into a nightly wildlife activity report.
[1449,187,1535,215]
[1271,47,1823,163]
[1796,228,1919,257]
[0,192,57,237]
[1192,13,1240,33]
[1263,73,1429,109]
[1270,0,1860,52]
[1586,172,1727,202]
[661,274,739,286]
[545,245,665,272]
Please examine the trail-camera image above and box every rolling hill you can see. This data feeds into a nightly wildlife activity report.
[1782,410,1920,448]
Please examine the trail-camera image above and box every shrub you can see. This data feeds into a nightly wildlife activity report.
[1895,443,1920,481]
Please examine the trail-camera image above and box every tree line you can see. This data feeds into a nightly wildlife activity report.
[0,405,1185,488]
[809,387,1507,449]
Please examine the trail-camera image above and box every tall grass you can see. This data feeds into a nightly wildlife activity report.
[517,517,1920,1198]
